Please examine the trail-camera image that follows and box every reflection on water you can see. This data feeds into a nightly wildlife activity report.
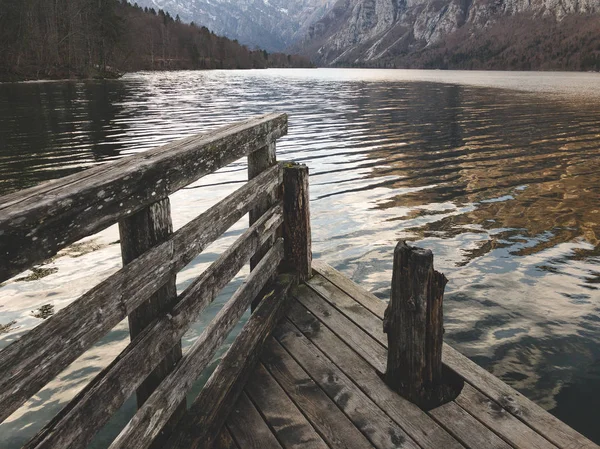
[1,69,600,446]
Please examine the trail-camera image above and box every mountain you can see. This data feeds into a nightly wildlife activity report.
[133,0,336,52]
[298,0,600,70]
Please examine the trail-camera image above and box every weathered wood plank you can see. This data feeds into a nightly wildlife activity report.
[25,206,284,449]
[274,320,420,449]
[245,363,329,449]
[119,197,184,448]
[260,338,374,449]
[0,164,282,424]
[214,427,240,449]
[286,298,464,449]
[0,112,288,283]
[295,284,387,372]
[384,241,447,408]
[311,262,599,449]
[311,261,387,315]
[248,141,278,270]
[442,347,598,449]
[429,401,512,449]
[455,384,558,449]
[282,163,312,281]
[167,274,297,449]
[226,392,283,449]
[108,240,284,449]
[307,275,386,346]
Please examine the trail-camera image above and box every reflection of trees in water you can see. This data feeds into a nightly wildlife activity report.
[0,81,132,195]
[339,83,600,440]
[352,83,600,263]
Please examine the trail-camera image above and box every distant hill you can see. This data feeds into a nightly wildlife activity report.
[133,0,336,52]
[0,0,313,82]
[296,0,600,71]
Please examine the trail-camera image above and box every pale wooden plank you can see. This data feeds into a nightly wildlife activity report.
[261,338,374,449]
[312,262,598,449]
[245,364,329,449]
[0,112,287,282]
[429,401,513,449]
[166,274,297,449]
[274,319,422,449]
[24,206,283,449]
[294,284,387,372]
[108,241,284,449]
[455,384,557,449]
[1,165,282,425]
[307,275,386,346]
[226,392,283,449]
[286,299,464,449]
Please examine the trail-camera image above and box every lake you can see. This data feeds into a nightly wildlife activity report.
[1,68,600,446]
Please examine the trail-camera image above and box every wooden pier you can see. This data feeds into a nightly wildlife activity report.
[0,113,597,449]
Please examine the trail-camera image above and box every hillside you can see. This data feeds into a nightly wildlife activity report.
[297,0,600,71]
[0,0,312,82]
[133,0,336,52]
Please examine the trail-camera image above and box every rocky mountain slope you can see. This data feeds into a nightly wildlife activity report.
[299,0,600,70]
[133,0,335,51]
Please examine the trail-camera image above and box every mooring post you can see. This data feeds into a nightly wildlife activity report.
[383,241,447,409]
[118,198,185,447]
[282,163,312,281]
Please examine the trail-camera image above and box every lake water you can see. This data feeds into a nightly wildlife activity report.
[1,68,600,446]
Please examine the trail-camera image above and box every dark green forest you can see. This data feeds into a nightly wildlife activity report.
[0,0,313,81]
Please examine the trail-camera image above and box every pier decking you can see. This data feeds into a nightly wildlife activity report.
[207,262,597,449]
[0,113,597,449]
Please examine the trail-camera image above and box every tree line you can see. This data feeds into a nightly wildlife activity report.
[0,0,313,82]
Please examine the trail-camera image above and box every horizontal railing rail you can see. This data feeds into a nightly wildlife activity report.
[0,112,288,283]
[0,112,313,449]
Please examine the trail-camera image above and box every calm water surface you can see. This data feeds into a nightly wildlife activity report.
[1,69,600,446]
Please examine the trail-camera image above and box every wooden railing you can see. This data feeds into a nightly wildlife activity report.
[0,112,311,449]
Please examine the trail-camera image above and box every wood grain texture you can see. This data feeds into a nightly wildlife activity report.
[429,401,512,449]
[214,427,240,449]
[226,393,283,449]
[248,141,278,271]
[261,338,374,449]
[282,163,311,281]
[384,241,447,408]
[24,205,284,449]
[119,197,184,448]
[0,112,288,283]
[167,273,297,449]
[311,262,599,449]
[245,363,329,449]
[455,384,558,449]
[274,320,420,449]
[286,299,463,449]
[0,164,282,424]
[108,241,284,449]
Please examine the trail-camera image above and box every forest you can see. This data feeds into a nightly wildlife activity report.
[0,0,313,82]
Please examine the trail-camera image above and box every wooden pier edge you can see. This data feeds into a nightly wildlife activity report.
[310,260,598,449]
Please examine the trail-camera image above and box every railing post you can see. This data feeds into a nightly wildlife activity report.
[118,197,185,447]
[282,163,312,281]
[248,141,277,270]
[383,241,447,409]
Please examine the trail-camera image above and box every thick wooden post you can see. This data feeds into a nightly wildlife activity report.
[248,141,277,270]
[118,197,185,446]
[282,163,312,281]
[383,241,447,409]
